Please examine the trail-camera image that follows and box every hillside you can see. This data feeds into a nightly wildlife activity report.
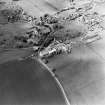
[0,0,105,61]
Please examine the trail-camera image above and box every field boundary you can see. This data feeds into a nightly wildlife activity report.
[37,58,71,105]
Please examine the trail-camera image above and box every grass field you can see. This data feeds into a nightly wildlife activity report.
[48,41,105,105]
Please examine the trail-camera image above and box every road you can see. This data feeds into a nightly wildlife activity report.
[48,42,105,105]
[0,58,67,105]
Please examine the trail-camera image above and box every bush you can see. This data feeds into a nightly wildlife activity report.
[1,4,23,22]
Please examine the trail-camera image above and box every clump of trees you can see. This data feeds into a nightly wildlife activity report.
[0,0,104,55]
[1,4,23,23]
[30,0,105,55]
[0,2,33,23]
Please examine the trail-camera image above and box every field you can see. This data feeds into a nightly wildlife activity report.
[0,0,105,105]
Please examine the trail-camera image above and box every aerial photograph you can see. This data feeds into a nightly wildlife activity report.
[0,0,105,105]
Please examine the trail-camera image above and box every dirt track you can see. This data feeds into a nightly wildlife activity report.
[1,0,105,105]
[48,41,105,105]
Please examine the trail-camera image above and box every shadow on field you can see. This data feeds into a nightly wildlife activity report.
[0,58,66,105]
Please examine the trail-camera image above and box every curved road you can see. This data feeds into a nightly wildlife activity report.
[0,58,67,105]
